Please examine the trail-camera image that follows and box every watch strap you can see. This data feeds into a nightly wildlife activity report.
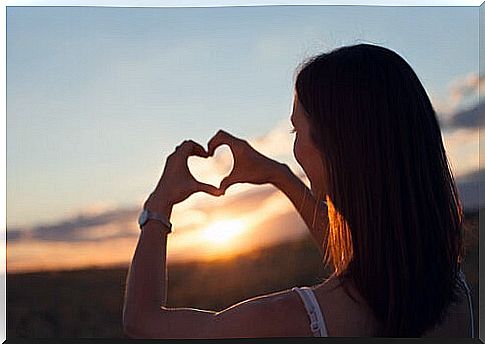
[142,218,172,234]
[140,209,173,233]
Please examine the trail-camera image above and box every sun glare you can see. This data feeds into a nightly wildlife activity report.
[199,219,246,245]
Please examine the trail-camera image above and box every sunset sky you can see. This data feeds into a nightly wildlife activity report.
[6,4,482,272]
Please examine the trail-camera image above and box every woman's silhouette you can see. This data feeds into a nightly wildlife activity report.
[122,43,474,338]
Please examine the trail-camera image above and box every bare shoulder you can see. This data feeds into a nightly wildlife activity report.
[212,287,314,338]
[127,285,325,339]
[311,276,380,336]
[128,284,339,339]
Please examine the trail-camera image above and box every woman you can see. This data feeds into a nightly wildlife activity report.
[122,43,474,338]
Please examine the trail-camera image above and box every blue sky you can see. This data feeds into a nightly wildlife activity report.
[7,5,480,229]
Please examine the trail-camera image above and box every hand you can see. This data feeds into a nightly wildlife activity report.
[145,140,222,212]
[207,129,286,194]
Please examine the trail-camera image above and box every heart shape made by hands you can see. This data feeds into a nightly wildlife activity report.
[187,144,234,190]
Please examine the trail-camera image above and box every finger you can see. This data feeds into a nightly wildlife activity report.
[195,181,223,197]
[219,174,238,194]
[207,129,239,156]
[179,140,209,158]
[174,140,187,151]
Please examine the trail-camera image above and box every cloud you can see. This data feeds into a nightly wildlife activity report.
[248,119,308,181]
[455,168,485,212]
[7,206,139,243]
[442,127,479,180]
[442,101,485,130]
[448,72,482,108]
[249,119,294,158]
[432,72,484,129]
[191,185,279,216]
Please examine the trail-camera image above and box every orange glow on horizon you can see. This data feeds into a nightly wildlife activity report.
[198,219,247,246]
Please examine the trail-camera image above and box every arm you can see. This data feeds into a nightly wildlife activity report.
[122,139,310,339]
[125,258,307,339]
[122,197,173,337]
[122,192,308,339]
[122,202,221,338]
[271,163,329,252]
[122,139,218,337]
[206,130,329,253]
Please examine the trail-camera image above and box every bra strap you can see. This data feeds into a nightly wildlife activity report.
[292,286,328,336]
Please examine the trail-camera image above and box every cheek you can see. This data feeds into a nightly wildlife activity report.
[295,134,322,176]
[293,136,303,164]
[295,134,312,156]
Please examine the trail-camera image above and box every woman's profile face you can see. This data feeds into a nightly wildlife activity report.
[291,93,325,196]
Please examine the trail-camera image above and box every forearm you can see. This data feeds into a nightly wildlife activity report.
[123,200,173,329]
[271,163,328,251]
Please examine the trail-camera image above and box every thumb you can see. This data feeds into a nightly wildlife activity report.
[219,175,237,195]
[196,182,223,197]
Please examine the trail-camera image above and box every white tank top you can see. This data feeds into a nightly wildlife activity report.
[292,270,474,337]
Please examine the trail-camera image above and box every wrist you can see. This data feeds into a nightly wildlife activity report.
[142,219,171,236]
[144,191,174,218]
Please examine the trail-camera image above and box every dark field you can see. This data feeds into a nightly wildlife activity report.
[7,210,479,338]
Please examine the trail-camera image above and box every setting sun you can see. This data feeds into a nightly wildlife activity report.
[199,219,247,245]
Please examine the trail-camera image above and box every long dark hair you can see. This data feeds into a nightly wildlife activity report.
[295,43,465,337]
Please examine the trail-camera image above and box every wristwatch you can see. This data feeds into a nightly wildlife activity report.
[138,209,172,233]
